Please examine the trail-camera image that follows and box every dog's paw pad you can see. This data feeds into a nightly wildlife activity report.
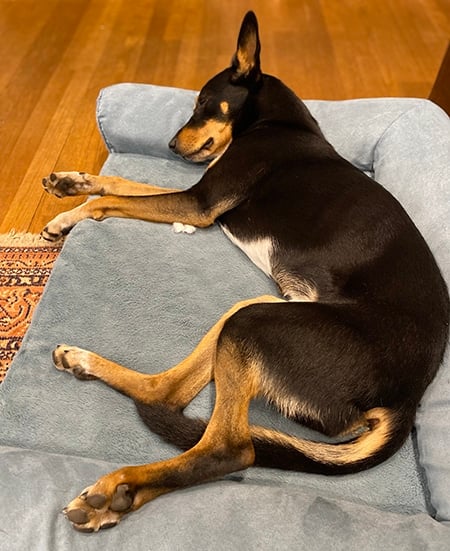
[65,508,89,525]
[85,493,107,509]
[110,484,133,512]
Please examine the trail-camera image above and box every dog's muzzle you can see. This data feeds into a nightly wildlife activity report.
[168,135,214,161]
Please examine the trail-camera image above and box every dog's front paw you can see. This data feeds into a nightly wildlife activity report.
[52,345,98,380]
[42,172,94,198]
[41,211,76,241]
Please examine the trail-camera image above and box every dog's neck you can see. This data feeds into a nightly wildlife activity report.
[246,75,325,138]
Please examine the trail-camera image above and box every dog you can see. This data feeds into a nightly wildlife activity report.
[42,11,449,532]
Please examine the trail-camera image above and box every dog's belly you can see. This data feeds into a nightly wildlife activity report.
[220,224,274,277]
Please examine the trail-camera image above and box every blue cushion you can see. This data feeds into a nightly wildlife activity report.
[98,84,450,521]
[0,84,448,549]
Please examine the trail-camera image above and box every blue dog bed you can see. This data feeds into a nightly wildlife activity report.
[0,84,449,550]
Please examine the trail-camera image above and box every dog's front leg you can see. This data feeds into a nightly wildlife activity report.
[42,171,179,198]
[41,191,221,241]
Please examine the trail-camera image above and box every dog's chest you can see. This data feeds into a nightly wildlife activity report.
[220,224,274,276]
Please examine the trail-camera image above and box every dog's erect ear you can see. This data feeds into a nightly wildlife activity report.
[231,11,261,84]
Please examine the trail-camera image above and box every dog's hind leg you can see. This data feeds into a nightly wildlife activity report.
[61,305,280,532]
[52,295,284,410]
[42,171,179,198]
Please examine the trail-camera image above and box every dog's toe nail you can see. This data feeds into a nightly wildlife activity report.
[74,525,95,533]
[100,521,118,530]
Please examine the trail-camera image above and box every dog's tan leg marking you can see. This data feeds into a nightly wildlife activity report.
[42,172,178,198]
[61,298,283,531]
[41,190,236,241]
[53,295,284,409]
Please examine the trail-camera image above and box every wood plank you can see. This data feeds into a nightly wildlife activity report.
[0,0,123,232]
[0,0,91,227]
[0,0,449,234]
[430,42,450,114]
[0,1,58,90]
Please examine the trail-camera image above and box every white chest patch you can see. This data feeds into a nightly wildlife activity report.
[221,225,274,277]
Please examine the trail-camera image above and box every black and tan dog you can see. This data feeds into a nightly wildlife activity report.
[42,12,449,532]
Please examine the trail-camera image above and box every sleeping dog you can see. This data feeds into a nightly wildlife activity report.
[42,11,449,531]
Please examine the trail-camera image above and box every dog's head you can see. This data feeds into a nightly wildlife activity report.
[169,11,262,163]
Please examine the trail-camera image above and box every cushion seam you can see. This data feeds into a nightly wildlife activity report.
[96,88,116,153]
[372,102,428,169]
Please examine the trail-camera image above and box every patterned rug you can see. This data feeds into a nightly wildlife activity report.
[0,233,64,383]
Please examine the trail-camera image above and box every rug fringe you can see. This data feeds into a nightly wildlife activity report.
[0,230,65,247]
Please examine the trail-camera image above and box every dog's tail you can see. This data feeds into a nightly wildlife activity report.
[135,402,413,474]
[249,407,414,474]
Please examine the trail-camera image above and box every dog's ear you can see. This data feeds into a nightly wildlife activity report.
[231,11,261,84]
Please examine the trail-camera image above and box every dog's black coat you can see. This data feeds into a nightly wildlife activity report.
[137,12,449,474]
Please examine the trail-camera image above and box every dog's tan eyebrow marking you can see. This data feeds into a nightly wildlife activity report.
[220,101,229,115]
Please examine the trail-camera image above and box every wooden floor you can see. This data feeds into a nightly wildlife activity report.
[1,0,449,234]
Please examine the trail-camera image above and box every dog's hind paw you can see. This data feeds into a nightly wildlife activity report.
[63,482,134,532]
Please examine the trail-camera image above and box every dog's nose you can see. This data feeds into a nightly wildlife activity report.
[169,137,177,150]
